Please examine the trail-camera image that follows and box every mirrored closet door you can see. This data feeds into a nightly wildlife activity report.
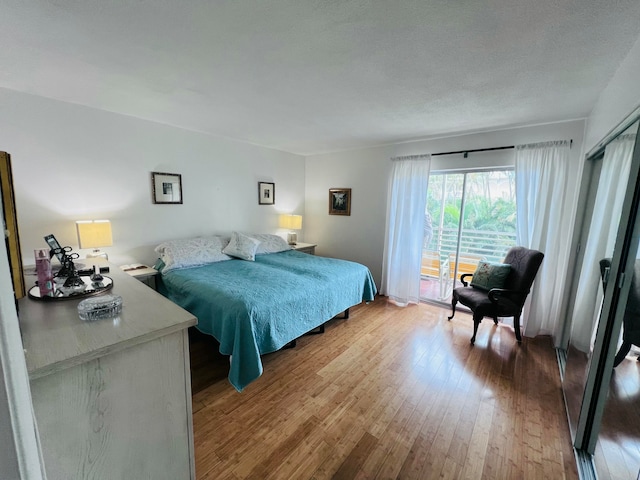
[562,111,640,479]
[594,215,640,478]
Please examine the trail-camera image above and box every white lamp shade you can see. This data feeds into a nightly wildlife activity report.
[279,214,302,230]
[76,220,113,249]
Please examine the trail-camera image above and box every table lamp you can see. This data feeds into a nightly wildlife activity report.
[279,214,302,245]
[76,220,113,259]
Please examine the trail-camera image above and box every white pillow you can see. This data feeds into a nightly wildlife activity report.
[245,233,291,254]
[223,232,261,261]
[155,235,231,272]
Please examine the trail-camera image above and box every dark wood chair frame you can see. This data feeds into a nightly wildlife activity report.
[448,247,544,345]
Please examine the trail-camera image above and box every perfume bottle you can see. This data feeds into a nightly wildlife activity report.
[35,248,54,297]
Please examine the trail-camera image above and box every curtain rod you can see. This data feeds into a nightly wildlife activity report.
[432,139,572,158]
[432,145,514,157]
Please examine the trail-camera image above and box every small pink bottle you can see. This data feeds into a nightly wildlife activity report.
[35,248,54,297]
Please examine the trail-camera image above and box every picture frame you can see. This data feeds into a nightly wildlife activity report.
[1,152,25,299]
[151,172,183,204]
[258,182,275,205]
[329,188,351,216]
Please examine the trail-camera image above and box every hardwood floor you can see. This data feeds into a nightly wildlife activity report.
[190,299,578,479]
[594,345,640,479]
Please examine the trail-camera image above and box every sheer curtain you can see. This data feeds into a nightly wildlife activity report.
[516,140,572,345]
[569,134,636,352]
[381,155,431,306]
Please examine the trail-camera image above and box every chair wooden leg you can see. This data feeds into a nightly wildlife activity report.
[493,317,498,325]
[448,296,457,321]
[514,314,522,343]
[613,341,632,367]
[470,313,482,345]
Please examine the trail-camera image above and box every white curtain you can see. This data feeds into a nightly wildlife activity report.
[568,134,636,352]
[381,155,431,306]
[516,140,572,345]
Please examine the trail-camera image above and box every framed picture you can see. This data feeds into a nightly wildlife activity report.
[1,153,25,298]
[329,188,351,216]
[258,182,275,205]
[152,172,183,204]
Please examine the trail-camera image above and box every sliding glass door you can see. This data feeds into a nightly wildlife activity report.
[421,169,516,303]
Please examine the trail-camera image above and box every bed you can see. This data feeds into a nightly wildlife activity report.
[155,232,377,391]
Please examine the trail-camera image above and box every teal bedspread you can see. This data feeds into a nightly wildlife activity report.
[157,250,377,391]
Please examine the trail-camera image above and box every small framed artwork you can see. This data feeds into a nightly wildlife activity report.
[258,182,275,205]
[329,188,351,216]
[152,172,183,204]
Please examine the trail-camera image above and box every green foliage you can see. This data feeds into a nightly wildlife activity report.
[463,197,516,232]
[427,171,516,231]
[425,170,516,261]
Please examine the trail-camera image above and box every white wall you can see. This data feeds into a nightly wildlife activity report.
[0,88,305,268]
[585,33,640,150]
[305,120,586,286]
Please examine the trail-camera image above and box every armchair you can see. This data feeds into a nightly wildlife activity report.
[448,246,544,345]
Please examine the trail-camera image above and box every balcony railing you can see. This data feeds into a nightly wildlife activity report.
[421,227,517,301]
[426,227,516,263]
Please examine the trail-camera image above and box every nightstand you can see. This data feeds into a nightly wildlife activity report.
[292,242,317,255]
[120,265,159,289]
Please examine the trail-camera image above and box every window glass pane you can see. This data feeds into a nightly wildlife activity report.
[421,169,516,303]
[461,170,516,263]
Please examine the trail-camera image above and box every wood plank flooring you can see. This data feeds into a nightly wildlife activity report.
[594,346,640,480]
[190,298,578,479]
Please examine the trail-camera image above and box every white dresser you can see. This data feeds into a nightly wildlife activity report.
[19,261,197,480]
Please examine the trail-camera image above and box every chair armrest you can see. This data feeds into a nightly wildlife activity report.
[488,288,529,304]
[461,273,473,287]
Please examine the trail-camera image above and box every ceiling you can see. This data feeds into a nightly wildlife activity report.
[2,1,640,156]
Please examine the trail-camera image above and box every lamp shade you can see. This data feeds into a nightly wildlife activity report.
[76,220,113,249]
[279,214,302,230]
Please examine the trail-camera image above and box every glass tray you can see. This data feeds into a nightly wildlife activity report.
[78,294,122,321]
[28,276,113,301]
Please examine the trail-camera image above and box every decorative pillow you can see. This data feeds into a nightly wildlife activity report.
[470,261,511,291]
[244,233,291,254]
[154,235,231,273]
[223,232,261,261]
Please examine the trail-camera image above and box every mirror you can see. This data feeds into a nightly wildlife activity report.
[593,172,640,479]
[562,114,640,478]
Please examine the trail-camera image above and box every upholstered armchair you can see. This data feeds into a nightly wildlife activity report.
[599,258,640,366]
[448,247,544,345]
